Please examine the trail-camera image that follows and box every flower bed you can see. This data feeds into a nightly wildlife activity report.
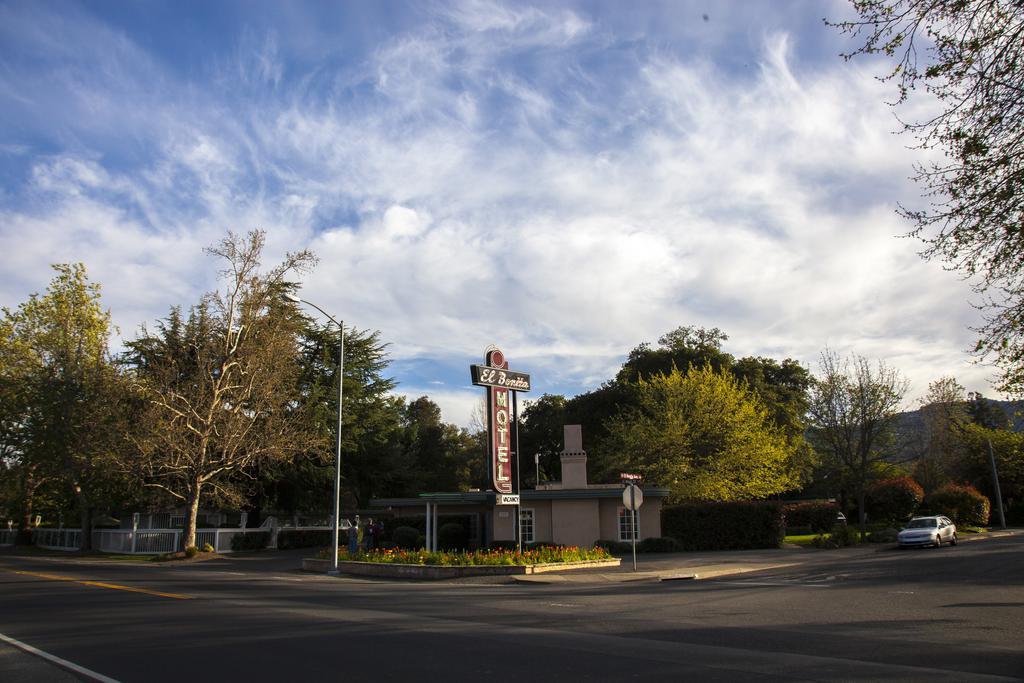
[315,545,611,566]
[303,545,620,579]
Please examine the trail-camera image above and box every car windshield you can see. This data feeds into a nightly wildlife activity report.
[907,519,937,528]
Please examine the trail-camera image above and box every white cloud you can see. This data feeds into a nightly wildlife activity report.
[0,3,1002,426]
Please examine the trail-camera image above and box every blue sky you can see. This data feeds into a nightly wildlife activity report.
[0,0,997,425]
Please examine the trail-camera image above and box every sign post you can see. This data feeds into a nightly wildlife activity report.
[621,478,644,571]
[471,348,531,552]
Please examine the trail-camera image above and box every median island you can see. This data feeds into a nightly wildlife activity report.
[302,545,620,579]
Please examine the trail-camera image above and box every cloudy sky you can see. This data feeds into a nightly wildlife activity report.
[0,0,998,425]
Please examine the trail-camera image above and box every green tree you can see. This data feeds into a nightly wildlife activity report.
[124,231,319,548]
[401,396,481,494]
[912,377,969,491]
[831,1,1024,391]
[0,264,128,548]
[951,415,1024,507]
[603,365,803,503]
[518,393,568,486]
[807,350,909,533]
[522,327,816,486]
[294,321,407,507]
[616,326,733,384]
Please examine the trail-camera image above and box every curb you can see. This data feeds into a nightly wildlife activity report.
[960,530,1016,542]
[303,557,622,580]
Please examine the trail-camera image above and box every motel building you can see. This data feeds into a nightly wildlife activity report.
[371,425,669,549]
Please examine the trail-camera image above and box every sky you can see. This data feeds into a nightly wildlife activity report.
[0,0,1001,426]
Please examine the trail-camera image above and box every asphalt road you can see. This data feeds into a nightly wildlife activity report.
[2,535,1022,682]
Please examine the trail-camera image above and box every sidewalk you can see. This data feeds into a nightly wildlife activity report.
[512,544,815,584]
[512,528,1020,584]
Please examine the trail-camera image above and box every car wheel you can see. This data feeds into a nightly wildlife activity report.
[934,535,942,548]
[950,533,958,546]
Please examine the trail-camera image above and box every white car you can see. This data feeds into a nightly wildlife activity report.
[897,515,957,548]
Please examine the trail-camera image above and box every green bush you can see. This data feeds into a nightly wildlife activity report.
[373,515,475,543]
[392,525,420,550]
[866,477,924,526]
[831,523,860,546]
[923,484,990,526]
[185,545,200,558]
[276,529,332,550]
[438,522,468,550]
[376,516,424,540]
[594,539,633,554]
[662,501,785,551]
[1007,500,1024,526]
[638,536,681,553]
[812,523,861,548]
[783,501,839,534]
[201,543,215,553]
[230,531,269,552]
[867,527,898,543]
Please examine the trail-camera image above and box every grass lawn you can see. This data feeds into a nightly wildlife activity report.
[783,534,819,547]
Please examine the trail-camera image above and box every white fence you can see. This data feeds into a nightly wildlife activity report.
[25,527,277,554]
[34,529,83,550]
[0,529,16,546]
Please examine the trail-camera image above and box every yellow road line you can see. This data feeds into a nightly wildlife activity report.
[8,569,192,600]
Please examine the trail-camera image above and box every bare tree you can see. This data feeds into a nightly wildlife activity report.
[914,377,968,491]
[126,231,321,548]
[830,2,1024,391]
[807,350,909,532]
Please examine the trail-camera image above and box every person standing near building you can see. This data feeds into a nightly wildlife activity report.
[348,515,360,556]
[364,518,375,550]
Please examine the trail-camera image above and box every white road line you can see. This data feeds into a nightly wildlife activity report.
[0,632,121,683]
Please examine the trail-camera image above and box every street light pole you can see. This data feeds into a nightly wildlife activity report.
[284,292,344,575]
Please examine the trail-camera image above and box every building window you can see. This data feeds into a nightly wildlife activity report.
[520,508,535,544]
[618,508,638,542]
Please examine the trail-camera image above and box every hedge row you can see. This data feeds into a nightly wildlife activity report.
[782,501,838,534]
[230,531,269,551]
[662,501,785,550]
[276,529,332,549]
[595,537,681,554]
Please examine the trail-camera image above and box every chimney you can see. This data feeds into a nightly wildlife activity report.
[559,425,588,489]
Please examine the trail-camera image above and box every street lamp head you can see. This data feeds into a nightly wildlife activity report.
[282,292,302,304]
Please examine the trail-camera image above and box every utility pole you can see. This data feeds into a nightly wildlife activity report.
[987,440,1007,529]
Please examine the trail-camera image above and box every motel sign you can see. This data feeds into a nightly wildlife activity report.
[470,348,531,495]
